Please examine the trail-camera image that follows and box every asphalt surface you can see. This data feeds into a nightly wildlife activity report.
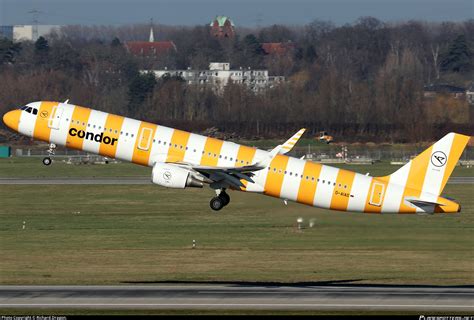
[0,285,473,310]
[1,176,473,184]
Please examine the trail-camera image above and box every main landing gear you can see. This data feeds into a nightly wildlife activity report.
[42,143,56,166]
[210,189,230,211]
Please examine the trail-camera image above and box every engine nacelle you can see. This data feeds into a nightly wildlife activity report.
[152,162,203,189]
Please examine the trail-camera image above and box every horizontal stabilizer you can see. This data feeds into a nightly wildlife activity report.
[405,197,444,207]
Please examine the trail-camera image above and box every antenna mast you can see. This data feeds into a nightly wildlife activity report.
[28,9,41,41]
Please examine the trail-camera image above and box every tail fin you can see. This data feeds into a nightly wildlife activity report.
[383,133,470,196]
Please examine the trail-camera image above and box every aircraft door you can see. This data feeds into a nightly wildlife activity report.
[138,127,153,151]
[48,105,63,130]
[369,182,385,206]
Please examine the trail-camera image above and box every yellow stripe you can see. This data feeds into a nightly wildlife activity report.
[296,161,322,206]
[236,145,257,167]
[200,137,224,166]
[236,145,257,189]
[33,101,59,143]
[132,121,158,166]
[330,169,356,211]
[167,129,191,163]
[398,146,433,213]
[66,105,92,151]
[264,154,289,198]
[99,113,124,158]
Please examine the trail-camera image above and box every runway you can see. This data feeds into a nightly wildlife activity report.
[1,176,473,184]
[0,285,473,310]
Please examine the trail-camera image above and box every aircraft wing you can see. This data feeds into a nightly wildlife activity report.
[165,146,280,190]
[177,163,266,173]
[159,129,305,190]
[169,162,265,189]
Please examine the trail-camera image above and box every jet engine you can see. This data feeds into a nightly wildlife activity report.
[152,162,203,188]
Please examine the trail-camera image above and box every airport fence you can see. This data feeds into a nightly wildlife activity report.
[10,144,473,166]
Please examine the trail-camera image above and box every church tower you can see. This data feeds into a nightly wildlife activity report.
[149,18,155,42]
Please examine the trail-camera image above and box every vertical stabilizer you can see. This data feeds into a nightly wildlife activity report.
[382,132,470,196]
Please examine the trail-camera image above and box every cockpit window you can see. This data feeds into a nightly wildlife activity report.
[21,106,38,115]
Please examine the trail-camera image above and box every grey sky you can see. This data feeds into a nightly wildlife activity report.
[0,0,472,27]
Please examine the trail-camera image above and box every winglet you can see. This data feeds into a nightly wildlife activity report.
[253,129,306,169]
[279,128,306,155]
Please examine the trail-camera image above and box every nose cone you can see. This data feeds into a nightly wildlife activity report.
[3,110,21,131]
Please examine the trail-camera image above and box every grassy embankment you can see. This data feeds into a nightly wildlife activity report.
[0,157,472,286]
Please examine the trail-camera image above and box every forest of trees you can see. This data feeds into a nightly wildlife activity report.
[0,17,473,142]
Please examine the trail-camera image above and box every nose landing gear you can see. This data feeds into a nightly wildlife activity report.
[42,157,52,166]
[42,143,56,166]
[210,189,230,211]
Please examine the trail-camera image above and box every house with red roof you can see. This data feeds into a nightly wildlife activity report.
[125,41,177,57]
[124,26,177,58]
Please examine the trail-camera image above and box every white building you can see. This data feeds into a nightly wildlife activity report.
[13,25,60,41]
[147,63,285,93]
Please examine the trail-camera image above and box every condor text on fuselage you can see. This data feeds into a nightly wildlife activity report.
[68,128,118,146]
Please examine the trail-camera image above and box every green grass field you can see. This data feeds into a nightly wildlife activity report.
[0,156,473,285]
[0,156,473,177]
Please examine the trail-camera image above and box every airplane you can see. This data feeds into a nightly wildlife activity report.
[2,101,470,213]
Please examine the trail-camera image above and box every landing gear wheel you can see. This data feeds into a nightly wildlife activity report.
[219,192,230,206]
[210,196,225,211]
[42,157,52,166]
